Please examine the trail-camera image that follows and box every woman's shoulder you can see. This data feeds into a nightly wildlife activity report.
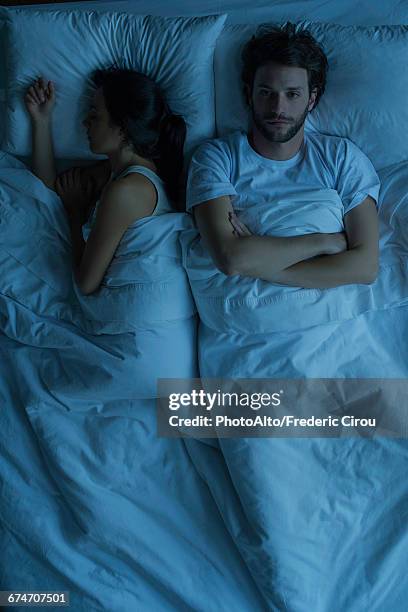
[119,171,159,208]
[99,171,158,224]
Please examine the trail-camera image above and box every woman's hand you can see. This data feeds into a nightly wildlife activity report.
[55,167,97,224]
[24,76,56,122]
[229,211,253,237]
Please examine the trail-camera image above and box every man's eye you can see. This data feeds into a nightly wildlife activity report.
[259,90,269,96]
[288,92,299,98]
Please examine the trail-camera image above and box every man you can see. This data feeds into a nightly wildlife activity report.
[186,23,380,288]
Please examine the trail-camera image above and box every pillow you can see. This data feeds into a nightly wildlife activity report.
[0,7,226,161]
[215,21,408,170]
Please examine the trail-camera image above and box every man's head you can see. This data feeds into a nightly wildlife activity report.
[241,23,328,143]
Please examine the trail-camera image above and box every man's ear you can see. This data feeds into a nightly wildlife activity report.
[308,87,318,112]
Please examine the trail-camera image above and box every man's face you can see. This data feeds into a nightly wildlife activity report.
[246,61,317,143]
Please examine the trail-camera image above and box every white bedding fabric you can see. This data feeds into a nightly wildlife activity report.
[179,155,408,612]
[1,1,407,611]
[0,151,266,611]
[2,0,408,171]
[0,8,226,163]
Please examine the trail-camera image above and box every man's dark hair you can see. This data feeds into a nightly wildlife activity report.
[241,22,329,109]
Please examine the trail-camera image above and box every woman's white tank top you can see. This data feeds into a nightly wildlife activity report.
[107,164,172,216]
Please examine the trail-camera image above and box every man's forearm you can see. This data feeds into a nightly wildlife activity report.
[224,233,334,278]
[263,247,378,288]
[31,118,57,191]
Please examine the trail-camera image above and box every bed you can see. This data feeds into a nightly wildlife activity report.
[0,1,407,611]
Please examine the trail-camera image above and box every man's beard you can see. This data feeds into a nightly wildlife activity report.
[252,103,309,143]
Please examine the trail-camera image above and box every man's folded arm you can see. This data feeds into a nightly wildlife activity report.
[193,195,346,279]
[267,196,379,288]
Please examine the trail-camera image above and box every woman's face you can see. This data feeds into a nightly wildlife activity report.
[82,87,123,154]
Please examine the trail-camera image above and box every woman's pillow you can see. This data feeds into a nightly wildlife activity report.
[0,7,226,161]
[215,21,408,170]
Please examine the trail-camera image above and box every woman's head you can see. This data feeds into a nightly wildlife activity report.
[83,86,122,153]
[83,65,186,206]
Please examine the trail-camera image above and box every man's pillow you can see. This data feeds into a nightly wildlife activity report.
[215,21,408,170]
[0,7,226,161]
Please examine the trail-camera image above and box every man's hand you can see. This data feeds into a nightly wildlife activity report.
[55,167,97,224]
[195,195,373,282]
[229,211,253,237]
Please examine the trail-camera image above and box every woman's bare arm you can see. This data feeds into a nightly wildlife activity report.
[31,117,57,191]
[25,77,57,191]
[25,77,111,195]
[75,173,156,295]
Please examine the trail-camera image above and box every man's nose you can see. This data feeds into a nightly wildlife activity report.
[267,93,287,115]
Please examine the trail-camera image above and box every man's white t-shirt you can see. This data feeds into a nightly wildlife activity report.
[186,130,380,221]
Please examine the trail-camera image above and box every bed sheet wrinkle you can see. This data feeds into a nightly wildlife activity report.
[182,249,408,341]
[2,2,408,607]
[0,153,266,610]
[181,150,408,609]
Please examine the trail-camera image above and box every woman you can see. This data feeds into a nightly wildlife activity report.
[24,66,186,295]
[0,71,265,612]
[2,64,198,386]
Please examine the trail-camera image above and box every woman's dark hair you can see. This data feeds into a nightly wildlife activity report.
[90,64,186,208]
[241,22,329,108]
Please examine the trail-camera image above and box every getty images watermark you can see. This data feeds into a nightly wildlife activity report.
[156,379,408,438]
